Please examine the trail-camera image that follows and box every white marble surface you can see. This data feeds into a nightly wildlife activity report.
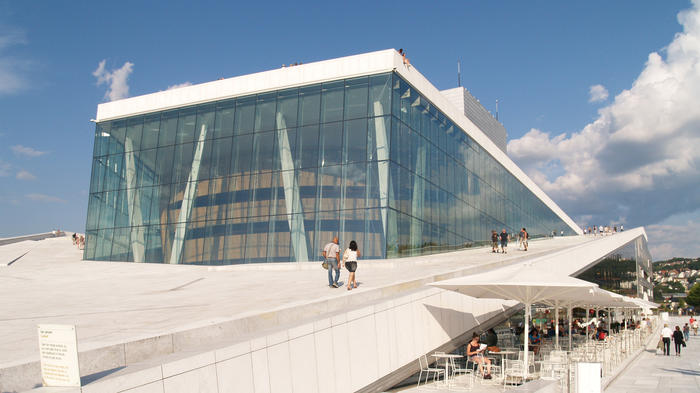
[0,234,592,369]
[605,316,700,393]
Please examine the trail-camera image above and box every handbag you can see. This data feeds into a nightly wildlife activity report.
[321,261,328,270]
[683,341,687,347]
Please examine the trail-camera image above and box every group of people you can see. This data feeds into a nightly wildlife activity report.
[491,228,529,254]
[660,323,687,356]
[72,233,85,250]
[659,316,699,356]
[322,236,360,290]
[583,225,623,236]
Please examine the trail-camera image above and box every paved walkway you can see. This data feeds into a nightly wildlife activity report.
[606,316,700,392]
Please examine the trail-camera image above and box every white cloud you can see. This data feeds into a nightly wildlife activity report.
[11,144,46,157]
[508,1,700,240]
[15,170,35,180]
[646,211,700,260]
[0,29,28,95]
[588,84,609,102]
[26,193,66,203]
[93,60,134,101]
[166,82,192,90]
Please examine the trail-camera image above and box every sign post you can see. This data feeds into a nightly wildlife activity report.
[37,324,81,387]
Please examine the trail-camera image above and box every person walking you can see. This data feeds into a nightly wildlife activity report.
[323,236,341,288]
[521,228,529,251]
[499,229,508,254]
[491,230,499,253]
[673,326,685,356]
[661,324,673,356]
[343,240,361,291]
[683,323,690,341]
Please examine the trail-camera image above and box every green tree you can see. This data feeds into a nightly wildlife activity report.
[686,283,700,308]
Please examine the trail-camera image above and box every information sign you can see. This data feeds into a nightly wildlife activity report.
[37,324,81,387]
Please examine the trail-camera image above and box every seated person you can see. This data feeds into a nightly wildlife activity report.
[595,327,606,340]
[484,328,500,352]
[467,333,492,379]
[529,328,541,354]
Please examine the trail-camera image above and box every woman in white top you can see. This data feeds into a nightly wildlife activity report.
[343,240,361,290]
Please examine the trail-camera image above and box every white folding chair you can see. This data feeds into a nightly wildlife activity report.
[417,354,445,388]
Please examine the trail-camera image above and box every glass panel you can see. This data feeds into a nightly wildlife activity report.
[343,162,366,210]
[94,122,110,157]
[344,119,367,164]
[318,165,342,211]
[254,93,277,132]
[213,100,235,139]
[296,125,319,169]
[297,167,317,212]
[125,117,143,152]
[344,77,368,120]
[321,82,344,123]
[109,121,126,155]
[245,216,269,263]
[276,89,298,129]
[223,218,247,263]
[175,108,196,145]
[320,122,342,167]
[231,134,254,175]
[298,85,320,126]
[141,115,160,150]
[171,142,194,184]
[158,111,178,146]
[369,74,391,117]
[234,97,256,135]
[209,136,233,179]
[252,131,276,173]
[195,104,216,140]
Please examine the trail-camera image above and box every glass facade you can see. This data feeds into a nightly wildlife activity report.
[85,72,575,265]
[576,235,654,300]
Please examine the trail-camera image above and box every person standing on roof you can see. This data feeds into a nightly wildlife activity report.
[499,229,508,254]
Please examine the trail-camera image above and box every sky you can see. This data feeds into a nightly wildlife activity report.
[0,0,698,260]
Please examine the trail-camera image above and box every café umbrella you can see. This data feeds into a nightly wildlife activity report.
[429,270,598,380]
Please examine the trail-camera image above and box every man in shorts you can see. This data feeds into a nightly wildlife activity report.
[500,229,508,254]
[521,228,528,251]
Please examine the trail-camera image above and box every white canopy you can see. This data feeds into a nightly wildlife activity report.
[429,269,598,379]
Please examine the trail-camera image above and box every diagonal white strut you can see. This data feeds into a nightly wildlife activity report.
[276,113,309,262]
[170,124,208,264]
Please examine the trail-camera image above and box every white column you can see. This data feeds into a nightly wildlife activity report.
[373,101,389,238]
[568,305,573,351]
[124,137,145,262]
[276,113,309,262]
[524,303,530,379]
[410,144,426,252]
[554,301,560,349]
[170,124,208,264]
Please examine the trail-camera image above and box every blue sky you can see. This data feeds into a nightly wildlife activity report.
[1,0,698,259]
